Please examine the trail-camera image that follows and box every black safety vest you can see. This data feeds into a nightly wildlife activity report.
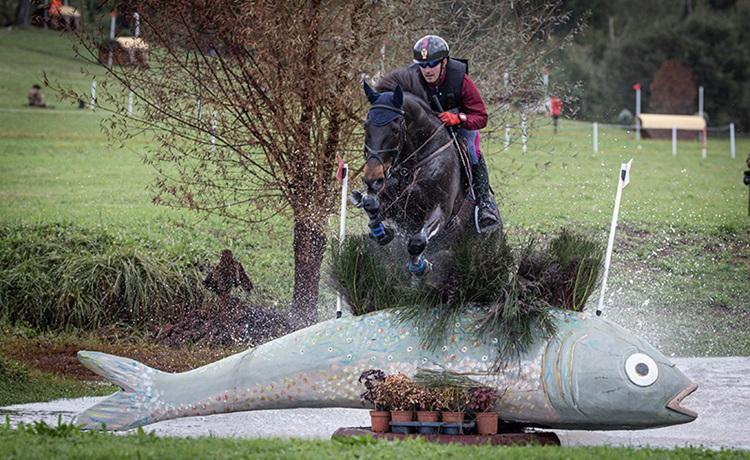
[427,58,468,112]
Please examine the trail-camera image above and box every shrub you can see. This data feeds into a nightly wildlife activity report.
[468,387,498,413]
[375,374,421,411]
[358,369,386,411]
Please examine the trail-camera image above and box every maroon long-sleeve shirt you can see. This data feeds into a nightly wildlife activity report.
[428,73,488,131]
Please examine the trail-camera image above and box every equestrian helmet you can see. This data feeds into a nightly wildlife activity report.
[412,35,449,64]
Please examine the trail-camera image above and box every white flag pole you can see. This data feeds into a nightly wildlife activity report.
[596,159,633,317]
[335,162,349,319]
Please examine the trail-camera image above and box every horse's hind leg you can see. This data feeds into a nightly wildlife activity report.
[361,194,395,245]
[407,207,445,276]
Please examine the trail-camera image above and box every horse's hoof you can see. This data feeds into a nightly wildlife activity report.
[407,257,432,276]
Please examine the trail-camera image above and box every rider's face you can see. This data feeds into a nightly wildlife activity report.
[419,58,445,84]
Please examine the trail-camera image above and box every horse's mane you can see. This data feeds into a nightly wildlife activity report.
[376,67,430,105]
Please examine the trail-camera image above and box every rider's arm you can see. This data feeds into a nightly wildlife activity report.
[459,75,488,131]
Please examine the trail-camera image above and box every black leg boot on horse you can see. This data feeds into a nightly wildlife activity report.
[472,155,502,234]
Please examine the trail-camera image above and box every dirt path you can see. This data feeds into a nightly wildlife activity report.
[2,357,748,450]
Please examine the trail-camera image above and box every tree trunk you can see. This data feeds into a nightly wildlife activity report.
[290,209,327,327]
[15,0,32,28]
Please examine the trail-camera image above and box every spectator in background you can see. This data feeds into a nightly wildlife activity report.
[549,96,562,134]
[27,84,46,108]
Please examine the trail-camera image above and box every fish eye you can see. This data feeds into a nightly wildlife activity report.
[625,353,658,386]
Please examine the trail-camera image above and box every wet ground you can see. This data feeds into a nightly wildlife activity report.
[2,357,748,450]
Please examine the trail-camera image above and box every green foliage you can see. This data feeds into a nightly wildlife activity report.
[0,425,746,460]
[0,356,116,406]
[330,229,602,363]
[0,222,206,331]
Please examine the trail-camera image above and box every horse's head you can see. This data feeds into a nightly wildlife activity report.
[362,81,405,193]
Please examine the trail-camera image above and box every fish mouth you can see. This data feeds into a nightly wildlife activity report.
[666,383,698,418]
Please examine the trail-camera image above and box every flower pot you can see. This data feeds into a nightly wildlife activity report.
[416,410,440,434]
[476,412,498,435]
[441,411,464,435]
[369,410,391,433]
[390,410,414,422]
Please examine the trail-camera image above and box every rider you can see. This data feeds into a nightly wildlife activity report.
[390,34,500,233]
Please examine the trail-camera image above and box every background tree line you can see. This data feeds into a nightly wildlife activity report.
[555,0,750,130]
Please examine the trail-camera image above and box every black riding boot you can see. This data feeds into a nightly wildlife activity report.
[471,156,502,233]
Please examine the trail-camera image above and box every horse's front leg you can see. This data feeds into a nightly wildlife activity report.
[407,207,446,276]
[354,192,395,246]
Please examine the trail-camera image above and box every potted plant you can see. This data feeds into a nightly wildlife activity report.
[358,369,389,433]
[469,387,499,435]
[375,373,420,430]
[439,386,470,434]
[415,386,442,434]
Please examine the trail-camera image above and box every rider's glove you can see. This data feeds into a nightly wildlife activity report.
[439,111,462,126]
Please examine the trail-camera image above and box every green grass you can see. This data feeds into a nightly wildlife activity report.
[0,356,115,406]
[1,423,749,460]
[0,28,748,355]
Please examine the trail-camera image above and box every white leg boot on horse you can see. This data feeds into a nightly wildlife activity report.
[472,155,503,234]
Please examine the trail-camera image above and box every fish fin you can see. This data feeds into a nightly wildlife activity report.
[74,351,164,431]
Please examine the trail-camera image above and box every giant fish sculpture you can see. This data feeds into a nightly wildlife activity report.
[75,309,697,431]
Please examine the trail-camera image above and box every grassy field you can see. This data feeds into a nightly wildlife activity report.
[1,26,748,408]
[2,422,750,460]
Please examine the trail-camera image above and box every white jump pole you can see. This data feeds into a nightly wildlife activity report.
[672,126,677,156]
[90,79,96,110]
[593,122,599,153]
[210,111,217,151]
[335,162,349,319]
[596,159,633,317]
[730,123,736,159]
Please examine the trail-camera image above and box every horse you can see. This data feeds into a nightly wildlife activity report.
[351,81,481,276]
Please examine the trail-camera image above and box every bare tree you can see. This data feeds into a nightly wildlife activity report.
[62,0,574,326]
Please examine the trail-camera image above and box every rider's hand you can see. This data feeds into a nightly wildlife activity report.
[439,111,461,126]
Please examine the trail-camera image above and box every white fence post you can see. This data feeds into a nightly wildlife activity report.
[90,79,96,110]
[730,123,736,159]
[210,111,217,151]
[127,91,134,115]
[701,128,707,160]
[521,110,527,154]
[672,127,677,156]
[504,124,510,149]
[593,122,599,153]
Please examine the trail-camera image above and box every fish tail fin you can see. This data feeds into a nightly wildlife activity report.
[74,351,165,431]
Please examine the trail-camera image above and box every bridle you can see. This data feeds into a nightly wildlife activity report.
[364,104,449,182]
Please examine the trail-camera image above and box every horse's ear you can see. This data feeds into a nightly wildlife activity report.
[392,85,403,108]
[363,81,380,104]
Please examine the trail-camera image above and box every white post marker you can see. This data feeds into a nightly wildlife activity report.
[210,111,217,151]
[672,126,677,156]
[730,123,736,159]
[90,79,96,110]
[335,158,349,319]
[127,90,134,115]
[593,122,598,154]
[596,159,633,317]
[133,12,140,38]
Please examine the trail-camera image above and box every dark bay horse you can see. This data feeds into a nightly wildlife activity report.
[352,81,480,276]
